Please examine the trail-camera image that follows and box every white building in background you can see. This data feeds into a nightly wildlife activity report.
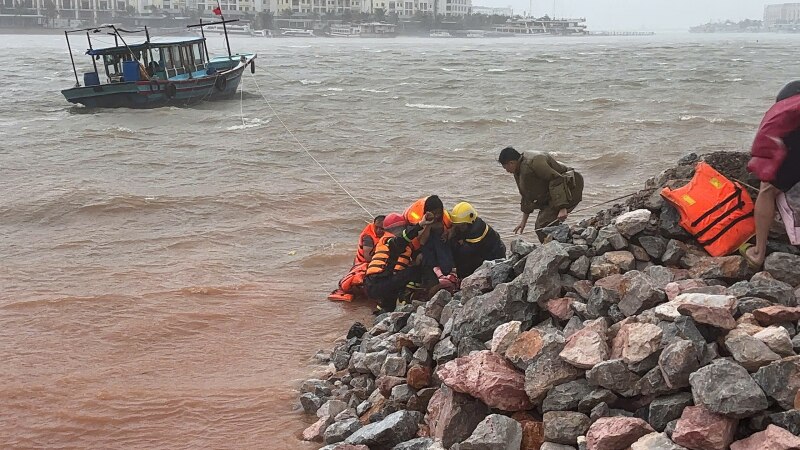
[764,3,800,29]
[471,4,512,16]
[274,0,365,15]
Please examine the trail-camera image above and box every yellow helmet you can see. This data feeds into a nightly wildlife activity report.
[451,202,478,224]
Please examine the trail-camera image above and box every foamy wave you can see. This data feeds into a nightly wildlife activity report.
[361,88,388,93]
[227,118,270,131]
[724,78,744,82]
[104,126,135,134]
[326,87,344,91]
[488,68,507,72]
[679,115,726,124]
[544,108,560,112]
[406,103,457,110]
[299,79,321,85]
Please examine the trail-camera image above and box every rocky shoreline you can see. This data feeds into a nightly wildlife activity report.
[298,151,800,450]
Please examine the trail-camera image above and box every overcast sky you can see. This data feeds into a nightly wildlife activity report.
[476,0,769,31]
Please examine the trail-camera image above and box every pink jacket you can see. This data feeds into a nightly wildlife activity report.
[748,94,800,182]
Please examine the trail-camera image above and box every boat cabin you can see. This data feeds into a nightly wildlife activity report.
[85,38,211,85]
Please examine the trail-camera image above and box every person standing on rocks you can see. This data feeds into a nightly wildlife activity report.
[744,81,800,267]
[498,146,584,242]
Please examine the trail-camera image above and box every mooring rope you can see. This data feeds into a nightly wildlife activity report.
[248,71,375,220]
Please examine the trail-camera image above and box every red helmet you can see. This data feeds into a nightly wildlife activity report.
[382,213,406,230]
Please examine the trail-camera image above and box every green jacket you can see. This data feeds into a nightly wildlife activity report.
[514,152,580,214]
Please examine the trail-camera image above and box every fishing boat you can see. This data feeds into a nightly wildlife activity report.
[61,20,256,108]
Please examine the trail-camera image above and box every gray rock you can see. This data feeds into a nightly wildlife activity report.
[581,226,599,244]
[302,379,333,397]
[515,242,571,305]
[300,393,323,414]
[737,297,775,316]
[769,410,800,436]
[510,238,537,258]
[317,399,349,420]
[590,402,611,421]
[542,379,594,412]
[689,359,769,419]
[544,411,591,446]
[457,337,487,357]
[764,252,800,286]
[794,333,800,352]
[540,444,577,450]
[451,283,536,343]
[345,410,422,449]
[391,437,437,450]
[646,265,676,289]
[365,350,390,377]
[424,290,452,322]
[615,209,652,238]
[586,286,619,320]
[569,255,591,280]
[661,240,687,266]
[649,393,693,432]
[578,389,618,414]
[585,359,641,397]
[461,266,496,301]
[323,418,362,444]
[663,419,678,439]
[542,224,572,243]
[619,271,667,317]
[639,236,668,261]
[630,244,651,262]
[425,385,490,448]
[382,355,408,377]
[433,338,457,364]
[413,347,431,367]
[728,273,796,307]
[630,432,688,450]
[390,384,416,405]
[723,332,781,372]
[659,205,690,240]
[456,414,523,450]
[594,225,628,253]
[752,355,800,409]
[658,339,701,389]
[524,350,582,402]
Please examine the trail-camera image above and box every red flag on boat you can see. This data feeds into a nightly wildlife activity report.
[212,5,222,15]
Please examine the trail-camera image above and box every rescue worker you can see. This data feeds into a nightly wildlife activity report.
[449,202,506,278]
[365,213,431,315]
[404,195,458,292]
[327,214,387,302]
[498,146,584,242]
[744,80,800,268]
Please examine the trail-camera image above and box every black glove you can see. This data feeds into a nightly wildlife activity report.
[387,237,407,258]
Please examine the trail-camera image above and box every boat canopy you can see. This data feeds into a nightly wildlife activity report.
[86,37,205,56]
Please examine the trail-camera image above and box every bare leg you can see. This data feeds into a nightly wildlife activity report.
[746,181,778,266]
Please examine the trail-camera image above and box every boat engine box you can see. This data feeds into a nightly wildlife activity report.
[83,72,100,86]
[122,60,140,82]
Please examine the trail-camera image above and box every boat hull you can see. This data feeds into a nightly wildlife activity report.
[61,54,255,109]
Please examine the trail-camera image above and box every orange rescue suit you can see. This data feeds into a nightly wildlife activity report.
[355,223,381,264]
[366,236,413,276]
[661,162,755,257]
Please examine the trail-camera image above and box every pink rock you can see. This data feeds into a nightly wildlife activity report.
[327,446,369,450]
[491,321,522,355]
[302,417,331,442]
[795,390,800,409]
[575,280,593,299]
[437,350,532,411]
[376,376,406,397]
[547,297,575,321]
[586,417,655,450]
[559,318,609,369]
[595,274,625,293]
[672,405,737,450]
[730,425,800,450]
[505,329,547,367]
[665,279,708,301]
[621,322,663,364]
[407,365,431,390]
[689,256,752,280]
[677,303,736,330]
[426,385,489,448]
[753,306,800,326]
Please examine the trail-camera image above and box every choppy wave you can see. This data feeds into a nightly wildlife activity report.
[679,115,727,124]
[226,118,270,131]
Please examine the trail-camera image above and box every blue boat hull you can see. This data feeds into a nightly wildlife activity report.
[62,55,254,109]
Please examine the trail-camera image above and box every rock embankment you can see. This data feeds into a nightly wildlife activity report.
[299,151,800,450]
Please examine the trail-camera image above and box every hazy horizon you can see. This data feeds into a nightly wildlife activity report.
[475,0,770,31]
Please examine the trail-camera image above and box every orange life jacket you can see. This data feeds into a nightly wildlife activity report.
[404,197,453,228]
[366,236,413,277]
[661,162,755,257]
[355,223,381,265]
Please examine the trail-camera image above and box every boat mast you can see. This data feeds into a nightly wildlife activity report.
[85,31,100,76]
[199,18,211,61]
[187,19,238,60]
[220,12,233,58]
[64,31,80,87]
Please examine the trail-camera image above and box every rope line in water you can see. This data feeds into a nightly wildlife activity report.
[248,72,375,220]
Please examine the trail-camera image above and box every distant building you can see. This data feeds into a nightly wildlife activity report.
[470,4,511,16]
[764,3,800,30]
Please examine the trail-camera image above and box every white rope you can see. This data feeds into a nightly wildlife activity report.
[248,72,375,220]
[239,73,246,128]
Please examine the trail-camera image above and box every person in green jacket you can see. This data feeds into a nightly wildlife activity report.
[498,146,584,242]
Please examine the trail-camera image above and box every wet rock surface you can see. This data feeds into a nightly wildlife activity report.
[298,152,800,450]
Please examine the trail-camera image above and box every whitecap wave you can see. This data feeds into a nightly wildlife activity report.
[299,79,321,85]
[361,88,388,93]
[679,115,726,124]
[405,103,457,109]
[326,88,344,91]
[226,118,270,131]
